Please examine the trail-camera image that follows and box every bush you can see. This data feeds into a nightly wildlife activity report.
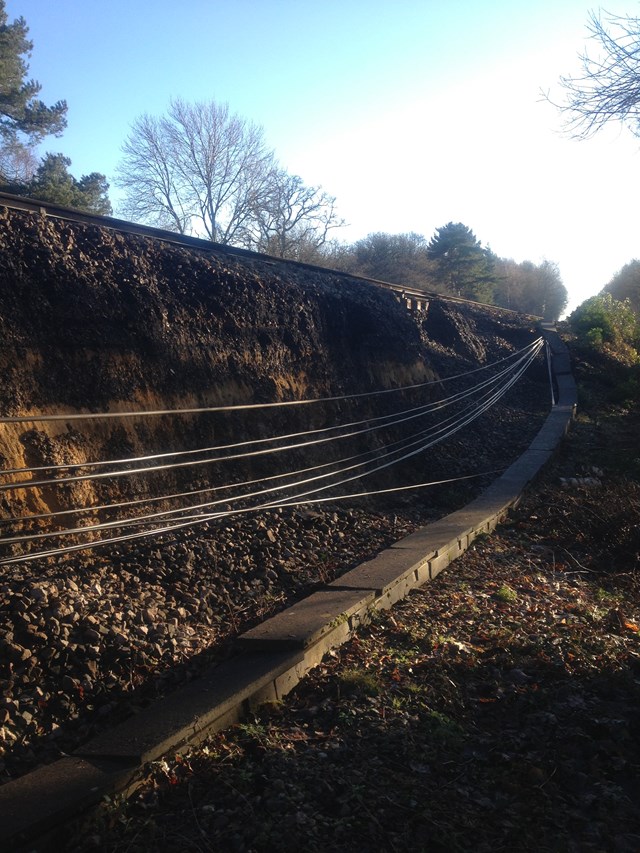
[569,294,639,361]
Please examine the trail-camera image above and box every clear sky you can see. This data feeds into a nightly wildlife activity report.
[6,0,640,313]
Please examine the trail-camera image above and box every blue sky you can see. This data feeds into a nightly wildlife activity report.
[6,0,640,312]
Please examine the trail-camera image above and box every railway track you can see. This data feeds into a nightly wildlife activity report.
[0,191,541,320]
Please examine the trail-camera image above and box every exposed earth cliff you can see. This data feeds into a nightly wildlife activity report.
[0,205,548,782]
[0,206,543,518]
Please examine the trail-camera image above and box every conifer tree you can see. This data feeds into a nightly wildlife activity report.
[0,1,67,157]
[427,222,495,301]
[28,153,112,215]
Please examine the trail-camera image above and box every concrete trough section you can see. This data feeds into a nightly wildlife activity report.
[0,325,577,851]
[237,588,376,652]
[75,649,305,764]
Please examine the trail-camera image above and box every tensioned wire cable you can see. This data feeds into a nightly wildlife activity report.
[0,344,541,545]
[0,345,541,542]
[93,364,529,535]
[1,364,515,560]
[0,378,510,545]
[0,342,539,562]
[545,341,556,406]
[0,337,543,424]
[0,378,531,529]
[0,469,505,566]
[120,345,537,529]
[0,337,543,478]
[0,351,529,487]
[0,426,425,527]
[0,340,543,493]
[0,338,542,479]
[0,394,541,530]
[272,469,507,508]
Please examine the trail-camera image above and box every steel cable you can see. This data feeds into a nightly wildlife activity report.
[2,340,544,541]
[0,337,542,425]
[1,339,539,478]
[0,341,541,563]
[0,340,542,493]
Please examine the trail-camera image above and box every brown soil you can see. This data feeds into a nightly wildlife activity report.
[0,206,551,784]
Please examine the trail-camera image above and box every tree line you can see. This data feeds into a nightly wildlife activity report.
[5,2,640,322]
[323,226,567,320]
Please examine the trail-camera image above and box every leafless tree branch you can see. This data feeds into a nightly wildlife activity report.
[550,10,640,139]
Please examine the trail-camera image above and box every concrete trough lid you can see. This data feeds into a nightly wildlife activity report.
[556,375,578,405]
[539,325,566,354]
[393,516,473,554]
[237,588,375,650]
[76,649,303,764]
[495,449,555,488]
[529,412,573,451]
[329,504,499,596]
[329,549,428,595]
[0,756,135,845]
[552,352,572,375]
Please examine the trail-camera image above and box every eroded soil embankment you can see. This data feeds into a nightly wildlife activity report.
[0,206,541,519]
[0,207,548,783]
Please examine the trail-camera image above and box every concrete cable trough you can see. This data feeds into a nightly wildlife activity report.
[0,323,576,850]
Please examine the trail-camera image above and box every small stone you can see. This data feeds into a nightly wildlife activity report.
[84,628,101,644]
[62,674,79,692]
[141,608,156,625]
[5,642,32,663]
[508,669,531,685]
[30,587,48,605]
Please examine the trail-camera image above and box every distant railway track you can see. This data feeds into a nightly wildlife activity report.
[0,191,541,320]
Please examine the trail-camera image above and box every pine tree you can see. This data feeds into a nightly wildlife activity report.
[0,1,67,151]
[28,153,112,215]
[427,222,495,301]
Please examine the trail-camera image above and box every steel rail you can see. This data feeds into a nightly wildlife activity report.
[0,190,542,319]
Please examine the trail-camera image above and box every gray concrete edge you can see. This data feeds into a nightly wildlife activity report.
[0,324,574,850]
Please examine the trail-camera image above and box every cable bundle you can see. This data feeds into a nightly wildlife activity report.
[0,337,545,565]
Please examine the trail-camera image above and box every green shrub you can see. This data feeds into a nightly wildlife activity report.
[586,327,604,348]
[569,293,639,360]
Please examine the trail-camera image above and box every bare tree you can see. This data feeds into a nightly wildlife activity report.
[116,113,187,231]
[247,170,344,261]
[116,98,276,242]
[0,137,38,186]
[342,232,434,288]
[554,11,640,138]
[493,258,567,320]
